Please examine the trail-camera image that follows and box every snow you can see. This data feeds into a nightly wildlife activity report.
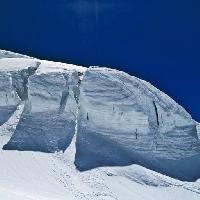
[36,60,86,74]
[197,123,200,139]
[0,50,200,199]
[1,109,200,200]
[76,67,200,181]
[0,71,19,125]
[4,71,78,152]
[0,58,38,72]
[0,49,31,59]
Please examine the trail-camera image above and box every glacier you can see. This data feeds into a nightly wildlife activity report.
[0,52,200,181]
[75,68,200,181]
[0,49,200,186]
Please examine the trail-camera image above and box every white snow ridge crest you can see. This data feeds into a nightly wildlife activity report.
[0,50,200,200]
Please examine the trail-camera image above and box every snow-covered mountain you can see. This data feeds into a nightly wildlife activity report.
[0,50,200,200]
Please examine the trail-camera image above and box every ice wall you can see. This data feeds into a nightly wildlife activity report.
[1,51,200,181]
[0,58,39,125]
[4,60,83,152]
[75,67,200,181]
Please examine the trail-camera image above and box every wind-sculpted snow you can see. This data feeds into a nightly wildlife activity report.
[4,69,82,152]
[0,49,31,59]
[1,50,200,182]
[75,67,200,181]
[1,99,200,200]
[0,72,18,125]
[0,58,39,125]
[197,123,200,139]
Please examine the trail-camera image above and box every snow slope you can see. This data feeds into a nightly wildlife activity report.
[0,104,200,200]
[0,50,200,199]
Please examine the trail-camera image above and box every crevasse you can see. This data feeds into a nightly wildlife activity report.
[0,50,200,181]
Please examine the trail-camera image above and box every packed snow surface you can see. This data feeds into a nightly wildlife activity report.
[0,50,200,199]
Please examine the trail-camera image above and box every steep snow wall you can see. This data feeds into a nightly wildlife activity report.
[0,58,39,125]
[0,49,31,59]
[1,50,200,181]
[197,123,200,139]
[75,67,200,181]
[4,60,85,152]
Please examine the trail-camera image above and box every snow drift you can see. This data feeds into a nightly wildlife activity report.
[0,50,200,181]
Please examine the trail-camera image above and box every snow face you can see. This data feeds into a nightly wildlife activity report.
[1,104,200,200]
[0,71,18,125]
[197,123,200,139]
[75,67,200,181]
[0,110,200,200]
[0,50,200,182]
[3,71,82,153]
[0,58,39,125]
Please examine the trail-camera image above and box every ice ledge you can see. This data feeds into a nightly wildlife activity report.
[0,49,195,122]
[0,49,200,181]
[0,49,87,74]
[36,60,86,75]
[0,49,31,59]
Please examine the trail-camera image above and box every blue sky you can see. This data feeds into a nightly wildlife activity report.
[0,0,200,120]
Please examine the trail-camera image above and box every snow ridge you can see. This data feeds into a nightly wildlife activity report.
[0,50,200,182]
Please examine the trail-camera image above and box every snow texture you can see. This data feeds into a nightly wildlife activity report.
[0,104,200,200]
[75,67,200,181]
[197,123,200,139]
[0,49,200,186]
[0,49,31,59]
[4,67,82,153]
[0,58,39,125]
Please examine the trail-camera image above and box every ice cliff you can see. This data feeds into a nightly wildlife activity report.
[0,50,200,181]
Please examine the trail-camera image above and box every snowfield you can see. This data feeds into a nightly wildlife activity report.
[0,50,200,200]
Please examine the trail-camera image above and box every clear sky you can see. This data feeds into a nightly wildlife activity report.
[0,0,199,121]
